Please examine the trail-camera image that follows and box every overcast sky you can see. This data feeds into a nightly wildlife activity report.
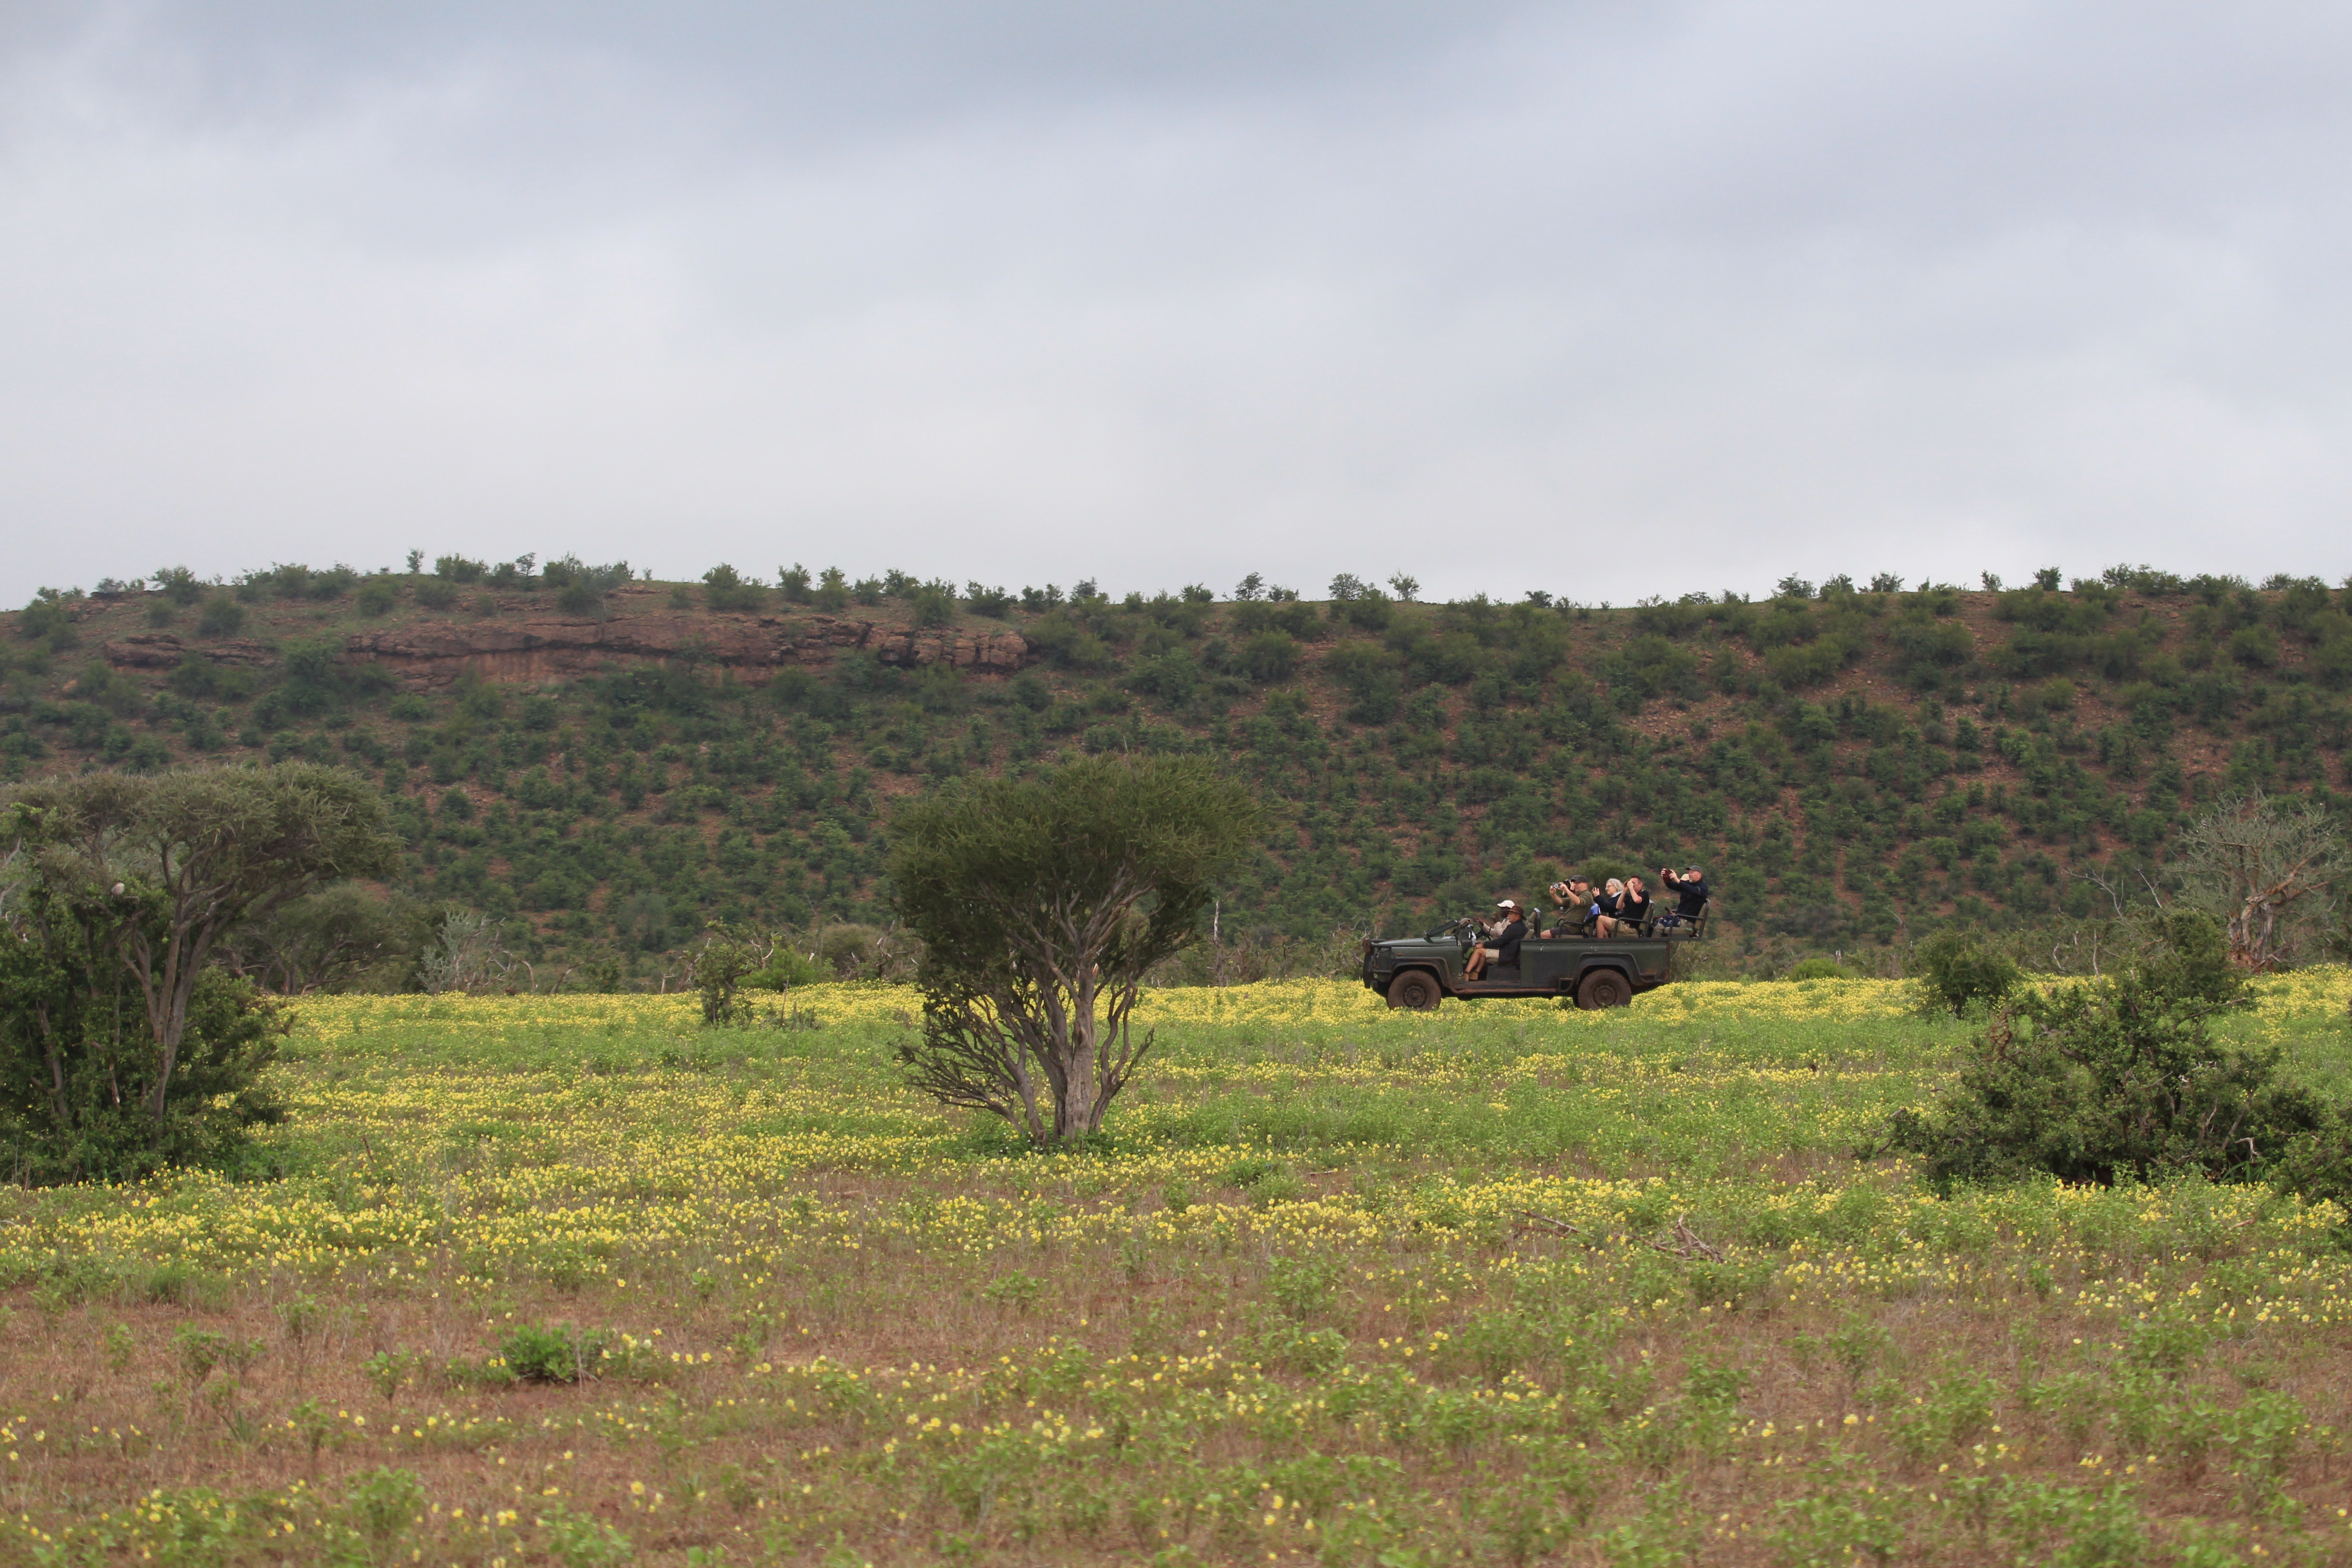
[4,1,2349,607]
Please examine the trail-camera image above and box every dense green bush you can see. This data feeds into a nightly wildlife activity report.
[196,595,248,637]
[1240,631,1302,684]
[1888,913,2342,1196]
[911,584,957,628]
[498,1322,608,1383]
[0,764,398,1181]
[702,564,766,614]
[1911,928,2021,1015]
[0,943,289,1183]
[355,578,398,617]
[746,948,827,989]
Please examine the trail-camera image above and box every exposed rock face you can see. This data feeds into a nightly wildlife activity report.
[100,611,1031,688]
[336,614,1029,688]
[100,634,273,669]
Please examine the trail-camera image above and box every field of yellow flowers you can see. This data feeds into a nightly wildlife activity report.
[4,972,2352,1566]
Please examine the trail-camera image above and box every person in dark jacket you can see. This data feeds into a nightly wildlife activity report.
[1659,865,1710,929]
[1463,899,1526,981]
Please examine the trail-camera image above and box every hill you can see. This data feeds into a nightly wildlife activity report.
[6,559,2350,986]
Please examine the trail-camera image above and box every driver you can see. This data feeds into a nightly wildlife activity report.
[1463,899,1526,982]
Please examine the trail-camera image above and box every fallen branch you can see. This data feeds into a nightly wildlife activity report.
[1651,1215,1724,1262]
[1520,1208,1724,1262]
[1514,1208,1589,1238]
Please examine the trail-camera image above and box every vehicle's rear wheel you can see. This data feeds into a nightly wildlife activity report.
[1387,970,1443,1011]
[1575,969,1632,1010]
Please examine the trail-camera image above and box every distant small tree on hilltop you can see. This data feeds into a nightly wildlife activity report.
[702,564,766,614]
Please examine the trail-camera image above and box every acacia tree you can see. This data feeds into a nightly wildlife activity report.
[2171,793,2351,970]
[2,764,400,1158]
[216,884,408,994]
[887,756,1259,1142]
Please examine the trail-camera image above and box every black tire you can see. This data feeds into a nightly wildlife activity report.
[1387,970,1443,1011]
[1576,969,1632,1010]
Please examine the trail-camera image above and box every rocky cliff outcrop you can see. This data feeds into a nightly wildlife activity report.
[335,613,1029,688]
[100,634,273,669]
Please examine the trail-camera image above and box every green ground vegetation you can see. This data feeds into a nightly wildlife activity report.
[3,980,2352,1563]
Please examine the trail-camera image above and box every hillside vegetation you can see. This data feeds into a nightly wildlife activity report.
[6,559,2351,987]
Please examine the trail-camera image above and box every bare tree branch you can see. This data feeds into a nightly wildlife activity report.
[2171,792,2352,969]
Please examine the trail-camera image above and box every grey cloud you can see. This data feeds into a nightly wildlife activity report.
[1,2,2347,605]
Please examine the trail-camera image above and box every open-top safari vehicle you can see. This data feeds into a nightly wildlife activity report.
[1358,905,1706,1010]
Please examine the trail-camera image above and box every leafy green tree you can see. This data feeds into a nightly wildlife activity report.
[356,578,398,617]
[692,921,762,1025]
[888,757,1259,1142]
[216,884,410,994]
[0,916,289,1182]
[1323,641,1401,725]
[963,583,1016,618]
[1,764,401,1166]
[0,919,290,1181]
[535,556,627,616]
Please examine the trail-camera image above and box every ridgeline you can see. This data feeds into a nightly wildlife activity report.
[7,560,2349,986]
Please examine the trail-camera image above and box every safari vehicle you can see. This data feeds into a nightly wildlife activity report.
[1359,910,1700,1010]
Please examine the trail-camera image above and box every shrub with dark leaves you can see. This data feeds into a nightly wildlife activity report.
[1911,928,2021,1016]
[1889,912,2344,1198]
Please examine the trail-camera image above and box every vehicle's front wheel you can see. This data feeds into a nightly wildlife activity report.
[1387,970,1443,1011]
[1575,969,1632,1010]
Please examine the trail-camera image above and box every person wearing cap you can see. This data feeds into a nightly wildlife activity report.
[1542,877,1595,938]
[1463,898,1526,982]
[1659,864,1710,930]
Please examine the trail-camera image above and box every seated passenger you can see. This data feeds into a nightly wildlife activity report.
[1541,878,1595,937]
[1658,865,1710,930]
[1463,899,1526,981]
[1595,877,1632,936]
[1618,875,1655,934]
